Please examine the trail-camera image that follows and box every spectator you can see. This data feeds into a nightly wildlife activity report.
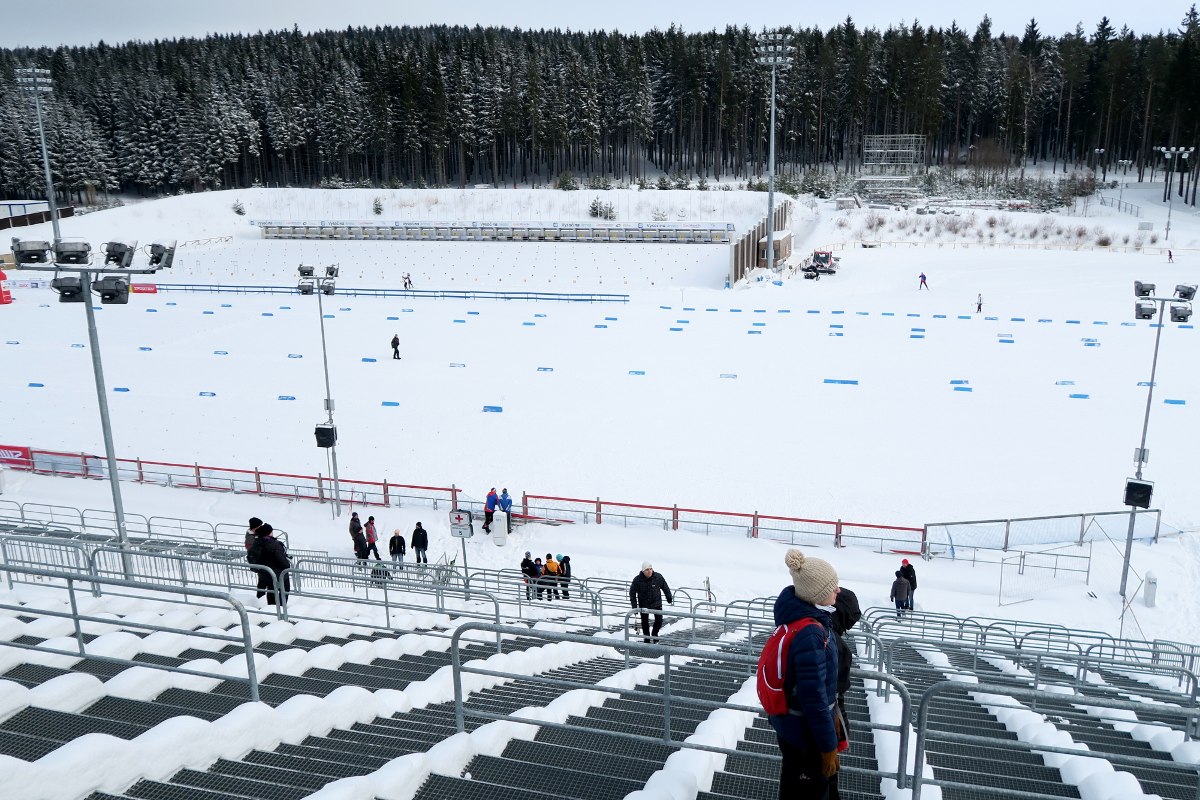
[520,551,537,600]
[484,488,499,533]
[244,516,263,555]
[829,586,862,800]
[247,523,291,606]
[890,571,911,620]
[349,512,367,564]
[498,488,514,532]
[543,553,561,600]
[389,528,406,569]
[769,549,842,798]
[532,557,545,600]
[559,554,572,600]
[629,561,673,643]
[411,522,428,563]
[898,559,917,610]
[391,334,401,360]
[364,515,382,560]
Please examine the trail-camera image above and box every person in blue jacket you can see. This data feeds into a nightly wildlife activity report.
[484,487,498,532]
[498,488,513,532]
[770,549,842,799]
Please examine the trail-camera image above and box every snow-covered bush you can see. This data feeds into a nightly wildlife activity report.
[231,200,245,216]
[556,172,580,191]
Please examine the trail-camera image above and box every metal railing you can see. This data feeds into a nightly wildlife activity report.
[0,563,260,702]
[449,621,914,789]
[910,680,1200,800]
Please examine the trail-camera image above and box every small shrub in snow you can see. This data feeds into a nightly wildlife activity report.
[656,175,671,191]
[864,212,886,231]
[651,208,669,222]
[556,172,580,190]
[672,172,692,190]
[232,200,246,216]
[719,183,732,191]
[1096,234,1112,247]
[587,174,613,190]
[372,197,383,216]
[1122,234,1130,244]
[834,217,849,229]
[1074,226,1088,240]
[986,215,998,228]
[588,197,617,220]
[1150,234,1159,244]
[637,177,650,190]
[697,176,709,191]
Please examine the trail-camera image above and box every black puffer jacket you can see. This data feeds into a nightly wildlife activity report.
[830,587,862,696]
[411,525,428,550]
[899,562,917,591]
[629,570,673,609]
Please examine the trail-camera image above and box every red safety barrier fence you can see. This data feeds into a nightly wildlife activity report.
[0,443,923,550]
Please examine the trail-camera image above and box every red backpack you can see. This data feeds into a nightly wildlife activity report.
[756,618,822,716]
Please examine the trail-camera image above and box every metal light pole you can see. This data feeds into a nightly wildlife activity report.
[1116,160,1132,209]
[755,32,793,275]
[15,67,142,576]
[1157,146,1194,241]
[16,68,61,243]
[1092,148,1104,185]
[1120,283,1194,601]
[299,266,342,518]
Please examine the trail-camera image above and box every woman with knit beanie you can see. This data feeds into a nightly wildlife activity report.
[768,548,842,799]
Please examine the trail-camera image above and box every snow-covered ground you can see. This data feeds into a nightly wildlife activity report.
[0,181,1197,635]
[1,181,1199,800]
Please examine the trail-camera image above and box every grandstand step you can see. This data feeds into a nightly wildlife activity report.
[125,780,246,800]
[0,729,63,761]
[534,725,676,763]
[921,739,1047,765]
[464,753,644,798]
[414,773,564,800]
[500,737,662,782]
[347,720,452,744]
[926,764,1080,797]
[242,748,374,780]
[302,665,428,690]
[85,695,225,725]
[926,749,1064,783]
[274,741,391,770]
[209,758,331,792]
[1,662,70,688]
[169,767,314,800]
[301,730,427,760]
[1,707,147,742]
[567,712,697,739]
[154,688,250,716]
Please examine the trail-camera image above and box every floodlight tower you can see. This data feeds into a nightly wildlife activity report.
[1120,281,1195,604]
[1157,147,1194,241]
[755,32,793,275]
[15,67,60,242]
[298,265,343,518]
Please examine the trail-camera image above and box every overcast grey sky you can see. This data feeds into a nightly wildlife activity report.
[0,0,1190,49]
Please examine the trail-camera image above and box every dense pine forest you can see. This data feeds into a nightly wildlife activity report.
[1,13,1199,205]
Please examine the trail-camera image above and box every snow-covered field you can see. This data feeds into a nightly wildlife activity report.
[1,181,1198,643]
[0,181,1195,618]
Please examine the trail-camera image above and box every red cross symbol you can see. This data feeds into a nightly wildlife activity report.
[453,513,465,524]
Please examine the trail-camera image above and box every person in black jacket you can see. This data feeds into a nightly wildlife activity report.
[629,561,673,643]
[349,512,367,565]
[898,559,917,610]
[247,523,291,606]
[388,528,406,569]
[520,551,537,600]
[559,554,572,600]
[828,586,862,800]
[244,516,263,556]
[411,522,428,563]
